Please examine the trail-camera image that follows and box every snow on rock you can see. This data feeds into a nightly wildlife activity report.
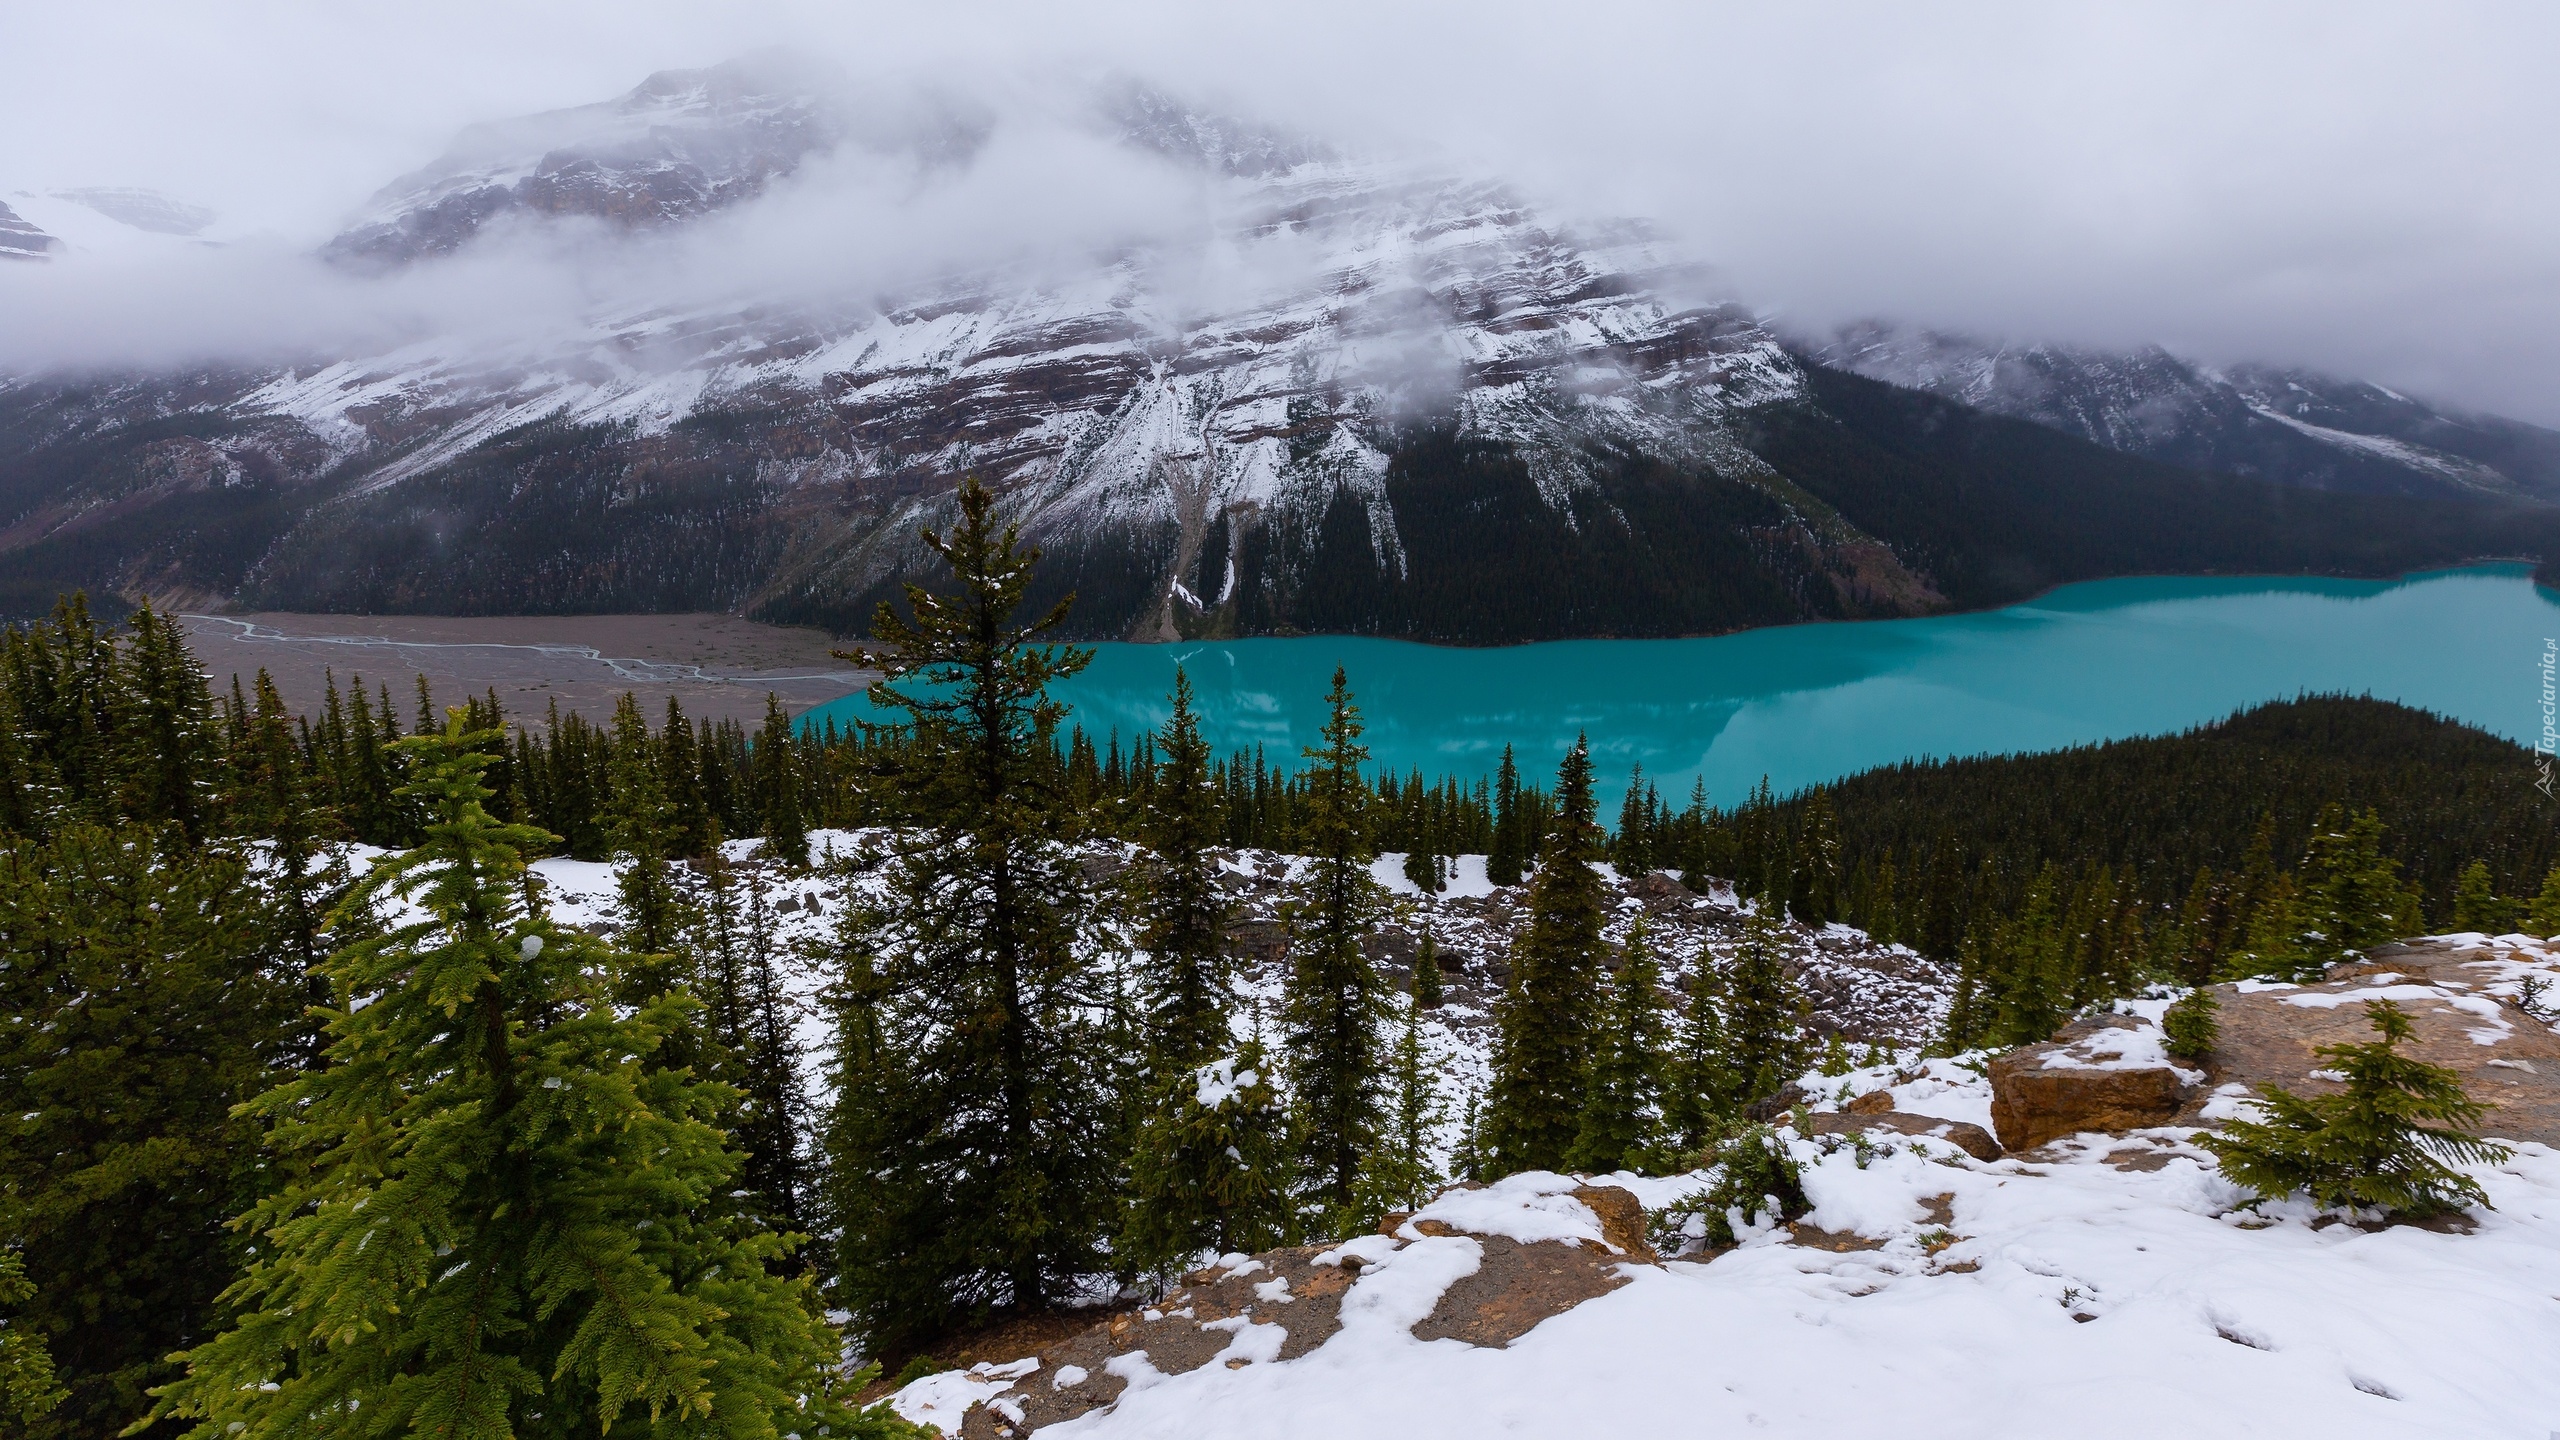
[1397,1172,1611,1251]
[960,1062,2560,1440]
[891,1358,1039,1434]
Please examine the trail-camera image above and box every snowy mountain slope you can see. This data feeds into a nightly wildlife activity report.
[1811,320,2560,501]
[2,63,1908,638]
[7,61,2557,635]
[0,201,61,260]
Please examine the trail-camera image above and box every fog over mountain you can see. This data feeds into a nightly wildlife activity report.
[4,0,2555,425]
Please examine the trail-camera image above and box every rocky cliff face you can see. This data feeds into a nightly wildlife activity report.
[1810,320,2560,502]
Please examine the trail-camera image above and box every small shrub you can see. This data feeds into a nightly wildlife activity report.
[2199,1000,2512,1217]
[1651,1124,1809,1252]
[2163,986,2221,1062]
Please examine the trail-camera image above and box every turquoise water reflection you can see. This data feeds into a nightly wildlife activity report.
[800,566,2560,812]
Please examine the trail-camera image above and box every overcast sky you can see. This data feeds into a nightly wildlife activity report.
[6,0,2555,422]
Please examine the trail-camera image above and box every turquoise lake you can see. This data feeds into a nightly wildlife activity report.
[800,565,2560,813]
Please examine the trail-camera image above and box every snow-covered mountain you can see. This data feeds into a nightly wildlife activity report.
[4,59,2556,636]
[1809,321,2560,501]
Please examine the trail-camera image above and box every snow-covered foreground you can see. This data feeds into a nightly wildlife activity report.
[897,1065,2560,1440]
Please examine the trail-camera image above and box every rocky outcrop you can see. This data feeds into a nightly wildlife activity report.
[2176,938,2560,1146]
[1989,1015,2192,1152]
[919,1181,1656,1438]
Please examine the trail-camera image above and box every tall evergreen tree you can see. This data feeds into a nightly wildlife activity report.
[1568,920,1669,1175]
[822,479,1118,1351]
[1353,989,1446,1221]
[754,695,809,869]
[2450,859,2512,934]
[1726,904,1804,1106]
[1133,669,1233,1069]
[1663,946,1738,1150]
[0,826,302,1440]
[606,692,689,967]
[1281,668,1389,1221]
[1487,745,1527,887]
[1789,788,1842,925]
[146,717,865,1440]
[1483,736,1608,1174]
[2294,806,2415,971]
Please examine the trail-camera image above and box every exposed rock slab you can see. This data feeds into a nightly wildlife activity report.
[1990,1014,2191,1152]
[947,1185,1654,1437]
[2175,937,2560,1147]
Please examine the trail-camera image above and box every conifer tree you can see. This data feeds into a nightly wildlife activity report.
[1568,920,1669,1175]
[1353,989,1446,1221]
[2529,865,2560,939]
[1614,763,1652,874]
[1484,735,1609,1174]
[1789,788,1841,926]
[2200,1000,2511,1217]
[729,886,810,1242]
[2293,806,2414,969]
[1411,920,1446,1009]
[1726,903,1804,1105]
[1282,668,1390,1222]
[823,478,1118,1351]
[0,826,302,1440]
[754,695,809,868]
[1133,669,1232,1069]
[2451,859,2512,934]
[1120,1040,1291,1281]
[0,1248,63,1426]
[1487,745,1527,887]
[1663,948,1738,1150]
[146,717,866,1440]
[606,692,688,967]
[1990,869,2073,1045]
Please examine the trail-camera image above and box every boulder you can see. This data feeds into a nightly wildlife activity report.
[1990,1016,2188,1152]
[1802,1109,2003,1162]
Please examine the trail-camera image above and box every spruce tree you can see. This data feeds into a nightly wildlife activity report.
[606,692,688,962]
[1487,745,1527,887]
[1353,990,1446,1221]
[2294,806,2414,969]
[1568,920,1669,1175]
[2450,859,2512,934]
[2200,1000,2511,1217]
[1483,735,1609,1174]
[822,479,1119,1351]
[1281,668,1389,1222]
[0,826,303,1440]
[1120,1040,1290,1281]
[146,716,866,1440]
[1789,788,1841,926]
[2529,865,2560,939]
[1133,669,1233,1069]
[1411,920,1446,1009]
[754,694,808,869]
[1663,947,1738,1151]
[1726,903,1804,1106]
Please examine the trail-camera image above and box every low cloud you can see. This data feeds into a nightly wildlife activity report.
[3,1,2554,422]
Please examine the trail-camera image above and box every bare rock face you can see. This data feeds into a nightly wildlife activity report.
[1989,1015,2189,1152]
